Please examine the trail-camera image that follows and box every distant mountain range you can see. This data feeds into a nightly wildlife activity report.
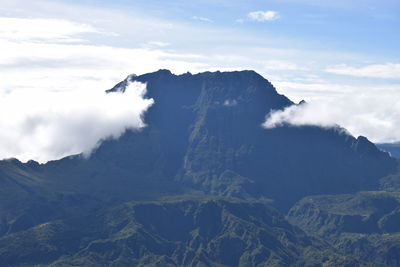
[0,70,399,266]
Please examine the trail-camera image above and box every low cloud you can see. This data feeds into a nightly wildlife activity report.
[248,11,280,22]
[325,63,400,79]
[0,16,207,163]
[0,81,153,163]
[264,102,340,129]
[264,92,400,143]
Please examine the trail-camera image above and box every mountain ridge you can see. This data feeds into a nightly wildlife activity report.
[0,69,399,266]
[1,69,397,208]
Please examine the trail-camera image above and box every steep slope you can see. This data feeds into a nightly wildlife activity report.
[1,70,397,212]
[0,198,362,267]
[0,159,103,238]
[287,191,400,266]
[0,70,398,266]
[105,70,397,209]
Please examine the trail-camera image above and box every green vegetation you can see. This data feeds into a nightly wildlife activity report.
[0,198,362,267]
[288,191,400,266]
[1,70,400,266]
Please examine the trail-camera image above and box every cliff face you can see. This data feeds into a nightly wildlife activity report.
[287,191,400,266]
[0,70,398,266]
[104,70,397,209]
[3,70,395,209]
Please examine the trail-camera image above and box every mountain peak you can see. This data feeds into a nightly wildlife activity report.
[108,70,278,95]
[106,70,293,130]
[101,70,397,209]
[1,69,399,266]
[156,69,173,75]
[106,73,136,93]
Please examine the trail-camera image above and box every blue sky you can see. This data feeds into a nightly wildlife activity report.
[0,0,400,161]
[62,0,400,54]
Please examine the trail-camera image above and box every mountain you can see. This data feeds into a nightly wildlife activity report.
[287,191,400,266]
[105,70,397,209]
[0,197,363,267]
[377,143,400,158]
[0,69,399,266]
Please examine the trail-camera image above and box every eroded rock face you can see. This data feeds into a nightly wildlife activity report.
[105,70,397,209]
[0,198,345,267]
[0,70,399,266]
[288,192,400,235]
[287,191,400,266]
[0,70,397,231]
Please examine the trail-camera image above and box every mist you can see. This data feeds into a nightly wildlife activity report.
[0,81,153,163]
[264,93,400,143]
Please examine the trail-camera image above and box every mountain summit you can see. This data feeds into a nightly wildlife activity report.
[0,70,400,266]
[2,70,397,208]
[104,70,396,208]
[60,69,390,211]
[0,70,399,266]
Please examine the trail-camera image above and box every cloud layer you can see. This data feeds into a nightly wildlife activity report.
[0,16,205,163]
[0,81,153,163]
[264,92,400,143]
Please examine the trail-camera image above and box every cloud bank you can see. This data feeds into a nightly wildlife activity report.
[264,93,400,143]
[0,81,153,163]
[264,102,341,129]
[0,16,208,163]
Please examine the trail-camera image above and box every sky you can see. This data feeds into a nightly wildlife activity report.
[0,0,399,162]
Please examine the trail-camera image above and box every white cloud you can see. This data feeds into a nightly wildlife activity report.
[0,1,400,164]
[0,14,310,163]
[264,102,342,129]
[325,63,400,79]
[0,81,153,163]
[0,17,100,43]
[192,16,213,23]
[0,28,207,94]
[264,90,400,143]
[0,16,207,163]
[248,11,280,22]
